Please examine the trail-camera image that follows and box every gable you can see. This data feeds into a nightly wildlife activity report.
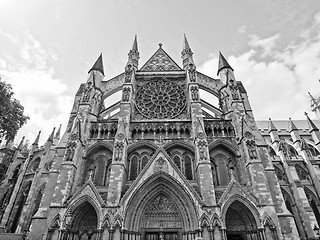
[140,46,182,72]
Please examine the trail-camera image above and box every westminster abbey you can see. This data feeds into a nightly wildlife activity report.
[1,36,320,240]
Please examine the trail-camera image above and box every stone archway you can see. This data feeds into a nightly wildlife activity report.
[225,200,261,240]
[64,202,98,240]
[123,172,199,240]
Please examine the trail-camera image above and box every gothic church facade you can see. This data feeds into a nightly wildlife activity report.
[1,36,320,240]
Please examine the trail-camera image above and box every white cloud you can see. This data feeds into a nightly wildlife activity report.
[0,31,72,145]
[198,11,320,121]
[248,34,280,57]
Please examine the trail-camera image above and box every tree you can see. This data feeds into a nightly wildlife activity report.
[0,78,29,141]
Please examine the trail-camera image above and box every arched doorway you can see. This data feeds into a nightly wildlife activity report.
[123,172,199,240]
[64,202,98,240]
[225,200,260,240]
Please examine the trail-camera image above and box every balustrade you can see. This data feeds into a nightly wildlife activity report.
[89,121,118,139]
[130,121,192,140]
[204,119,234,139]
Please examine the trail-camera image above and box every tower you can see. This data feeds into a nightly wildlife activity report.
[4,37,320,240]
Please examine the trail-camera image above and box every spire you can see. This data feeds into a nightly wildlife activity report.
[17,136,25,150]
[305,112,319,132]
[268,118,277,133]
[33,131,41,145]
[288,118,298,132]
[48,127,56,142]
[132,35,138,53]
[182,34,192,54]
[127,35,139,69]
[55,124,62,139]
[88,54,104,76]
[217,52,234,75]
[181,34,194,69]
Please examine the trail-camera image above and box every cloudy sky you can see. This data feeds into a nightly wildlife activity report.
[1,0,320,144]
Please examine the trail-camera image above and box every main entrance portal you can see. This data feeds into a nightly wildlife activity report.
[140,195,182,240]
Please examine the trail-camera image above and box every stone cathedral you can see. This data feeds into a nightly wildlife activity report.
[1,36,320,240]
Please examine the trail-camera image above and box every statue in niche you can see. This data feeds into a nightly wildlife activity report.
[246,139,258,159]
[125,64,133,83]
[114,141,124,161]
[230,85,240,100]
[65,141,77,161]
[190,86,199,101]
[188,63,196,82]
[198,140,208,161]
[82,82,93,102]
[122,87,131,102]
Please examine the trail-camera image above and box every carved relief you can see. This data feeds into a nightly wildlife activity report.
[190,86,199,101]
[140,195,182,229]
[122,87,131,102]
[156,157,166,169]
[300,139,313,158]
[246,139,258,159]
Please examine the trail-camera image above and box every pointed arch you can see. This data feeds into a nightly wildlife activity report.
[85,141,113,156]
[163,141,195,153]
[127,141,158,153]
[262,213,278,240]
[212,213,222,228]
[112,214,123,228]
[101,214,111,229]
[65,195,102,228]
[200,213,210,228]
[32,183,46,216]
[123,171,199,231]
[47,214,61,240]
[221,194,261,229]
[208,139,238,155]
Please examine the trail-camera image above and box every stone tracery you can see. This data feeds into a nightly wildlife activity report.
[135,79,186,119]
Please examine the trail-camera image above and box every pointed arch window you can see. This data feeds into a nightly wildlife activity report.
[141,155,149,170]
[274,165,287,182]
[94,156,106,186]
[288,145,298,158]
[184,155,193,180]
[173,155,181,170]
[295,164,310,181]
[309,144,320,157]
[129,156,138,181]
[32,184,46,216]
[215,155,229,186]
[305,188,320,226]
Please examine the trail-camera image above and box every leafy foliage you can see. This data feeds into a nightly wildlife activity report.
[0,79,29,141]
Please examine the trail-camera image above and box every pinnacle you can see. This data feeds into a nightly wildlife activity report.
[268,118,277,133]
[305,112,319,132]
[17,136,25,150]
[88,54,104,76]
[183,34,191,51]
[132,35,138,52]
[288,118,298,132]
[33,131,41,145]
[217,51,233,75]
[48,127,56,142]
[55,124,62,139]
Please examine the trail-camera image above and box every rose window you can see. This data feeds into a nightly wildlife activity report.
[135,80,186,119]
